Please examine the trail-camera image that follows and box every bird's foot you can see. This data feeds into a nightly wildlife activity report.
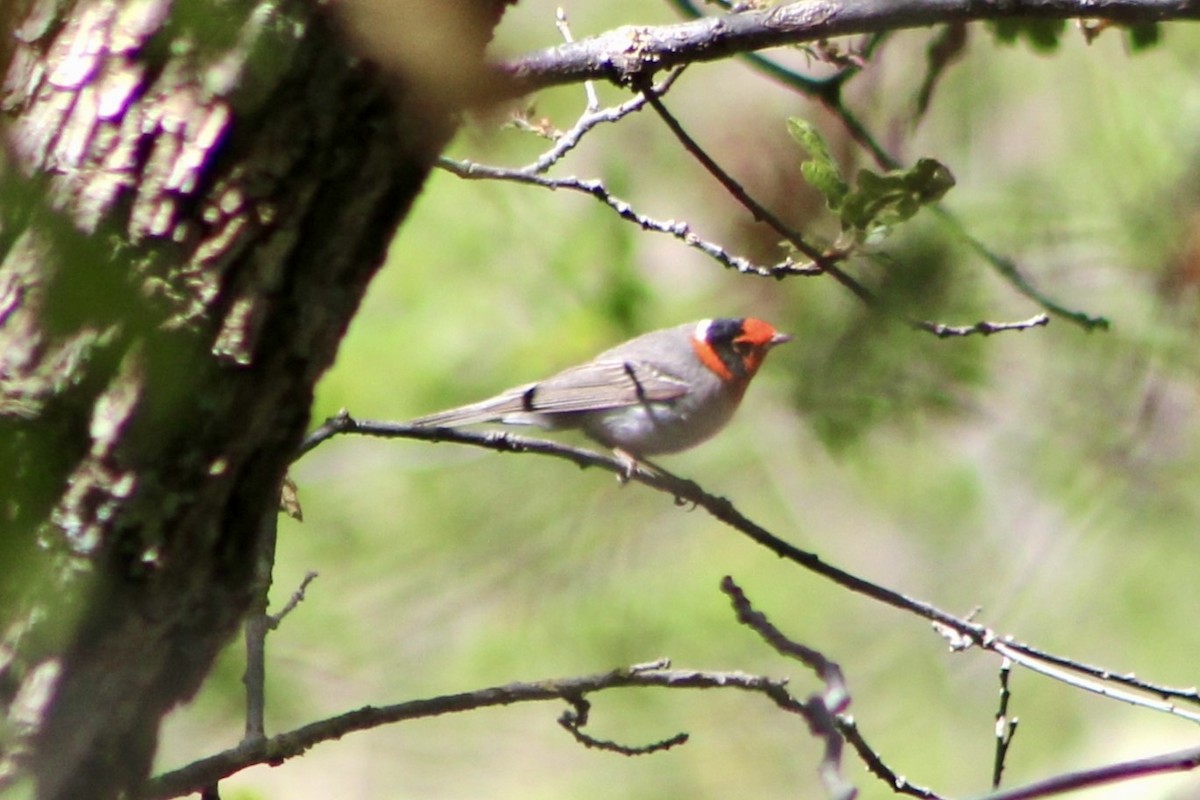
[612,449,666,484]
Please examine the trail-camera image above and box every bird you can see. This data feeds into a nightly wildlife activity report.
[408,318,791,469]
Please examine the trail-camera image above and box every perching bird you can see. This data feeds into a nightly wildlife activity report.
[409,318,791,465]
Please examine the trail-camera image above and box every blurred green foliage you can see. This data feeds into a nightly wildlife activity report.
[157,5,1200,800]
[986,18,1068,52]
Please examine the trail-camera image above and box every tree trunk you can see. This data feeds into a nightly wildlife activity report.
[0,1,497,797]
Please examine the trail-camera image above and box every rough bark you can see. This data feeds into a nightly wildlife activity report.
[0,1,499,797]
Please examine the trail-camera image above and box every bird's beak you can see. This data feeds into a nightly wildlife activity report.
[769,331,793,347]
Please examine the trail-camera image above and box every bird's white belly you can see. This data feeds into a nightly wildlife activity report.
[579,396,738,456]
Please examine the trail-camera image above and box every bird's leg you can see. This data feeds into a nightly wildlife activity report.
[612,448,639,484]
[612,448,666,484]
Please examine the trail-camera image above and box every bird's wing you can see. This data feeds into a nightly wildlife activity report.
[409,358,689,427]
[520,358,691,413]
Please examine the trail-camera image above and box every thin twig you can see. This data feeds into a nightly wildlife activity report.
[914,314,1050,338]
[560,721,690,755]
[639,82,1057,337]
[520,71,680,173]
[993,641,1200,726]
[722,577,856,800]
[651,1,1110,330]
[998,638,1200,705]
[930,208,1110,330]
[992,658,1018,789]
[971,745,1200,800]
[451,63,1055,338]
[266,571,319,630]
[441,153,1055,339]
[437,156,822,279]
[661,3,1107,329]
[637,81,874,302]
[558,694,690,755]
[838,716,944,799]
[297,415,980,640]
[516,35,685,174]
[554,8,599,112]
[723,577,848,713]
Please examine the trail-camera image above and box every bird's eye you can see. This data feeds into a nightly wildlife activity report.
[732,340,754,357]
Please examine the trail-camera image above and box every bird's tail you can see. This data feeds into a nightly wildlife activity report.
[407,385,536,429]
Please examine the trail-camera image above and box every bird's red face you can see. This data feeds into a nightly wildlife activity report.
[691,317,791,391]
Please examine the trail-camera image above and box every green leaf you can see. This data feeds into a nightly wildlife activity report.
[787,118,849,210]
[839,158,955,236]
[986,18,1065,52]
[1126,23,1161,52]
[787,118,954,241]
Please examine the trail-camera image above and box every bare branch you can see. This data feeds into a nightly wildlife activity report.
[144,663,803,799]
[442,138,1056,339]
[498,0,1200,95]
[554,8,600,113]
[722,577,848,713]
[266,571,319,630]
[517,65,683,174]
[297,415,990,640]
[560,722,690,756]
[649,1,1114,331]
[450,59,1063,337]
[637,84,1057,338]
[436,156,822,279]
[996,639,1200,706]
[294,414,1200,719]
[838,717,945,800]
[637,82,868,297]
[992,658,1018,789]
[520,73,674,173]
[931,208,1111,330]
[722,577,856,800]
[993,641,1200,725]
[244,525,316,742]
[914,314,1050,338]
[973,745,1200,800]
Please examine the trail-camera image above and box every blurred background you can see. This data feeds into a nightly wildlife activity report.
[157,3,1200,798]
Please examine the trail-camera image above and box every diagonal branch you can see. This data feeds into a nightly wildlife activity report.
[722,577,856,800]
[992,641,1200,724]
[973,745,1200,800]
[636,83,874,301]
[295,413,1200,722]
[637,84,1057,337]
[296,414,988,640]
[436,156,822,279]
[838,716,944,799]
[519,67,684,175]
[660,1,1112,330]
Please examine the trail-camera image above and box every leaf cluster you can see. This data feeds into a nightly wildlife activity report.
[985,17,1160,51]
[787,118,955,243]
